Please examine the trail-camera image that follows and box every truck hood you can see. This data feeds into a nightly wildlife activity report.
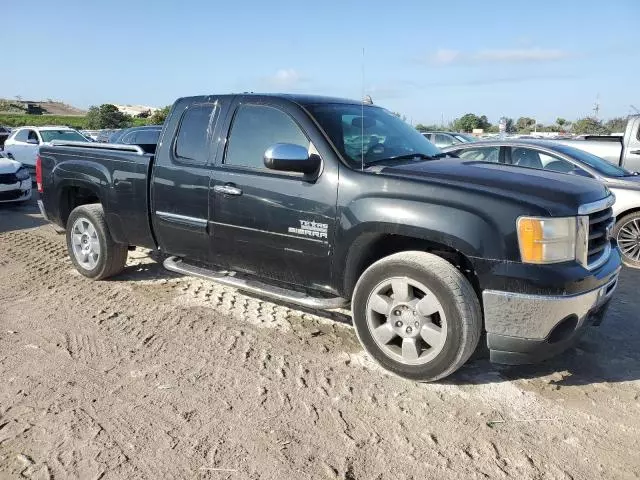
[0,157,22,174]
[379,159,609,215]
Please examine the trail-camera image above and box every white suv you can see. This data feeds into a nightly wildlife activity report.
[4,126,88,169]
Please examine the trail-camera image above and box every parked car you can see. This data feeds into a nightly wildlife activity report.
[421,131,476,148]
[37,93,620,382]
[0,126,11,149]
[3,126,88,172]
[555,115,640,171]
[96,129,119,143]
[111,125,162,153]
[0,151,31,203]
[443,139,640,267]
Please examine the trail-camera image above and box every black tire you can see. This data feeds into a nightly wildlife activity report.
[614,212,640,268]
[352,251,482,382]
[66,204,128,279]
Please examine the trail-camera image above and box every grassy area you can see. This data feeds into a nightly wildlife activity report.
[0,114,149,129]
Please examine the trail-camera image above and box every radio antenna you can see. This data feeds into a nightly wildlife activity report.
[361,47,365,171]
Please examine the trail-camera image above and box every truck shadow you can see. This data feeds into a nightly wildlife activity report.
[114,251,354,326]
[113,251,640,385]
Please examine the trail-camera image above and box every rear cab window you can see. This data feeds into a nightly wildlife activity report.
[174,104,218,165]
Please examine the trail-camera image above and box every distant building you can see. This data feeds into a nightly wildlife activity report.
[113,104,159,117]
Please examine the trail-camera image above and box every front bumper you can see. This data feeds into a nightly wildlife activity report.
[483,269,620,365]
[0,180,32,203]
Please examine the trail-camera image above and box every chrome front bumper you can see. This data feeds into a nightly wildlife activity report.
[482,274,619,341]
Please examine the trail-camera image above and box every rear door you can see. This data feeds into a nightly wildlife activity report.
[151,99,226,262]
[210,98,338,289]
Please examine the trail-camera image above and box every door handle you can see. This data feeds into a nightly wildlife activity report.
[214,184,243,196]
[630,150,640,155]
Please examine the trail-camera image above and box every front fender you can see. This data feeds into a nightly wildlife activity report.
[337,196,506,259]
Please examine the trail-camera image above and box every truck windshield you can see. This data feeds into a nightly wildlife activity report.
[306,103,442,168]
[552,144,633,177]
[40,130,88,143]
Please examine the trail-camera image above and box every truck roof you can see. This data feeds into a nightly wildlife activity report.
[179,93,364,107]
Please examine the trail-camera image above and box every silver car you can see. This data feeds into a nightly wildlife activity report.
[443,139,640,268]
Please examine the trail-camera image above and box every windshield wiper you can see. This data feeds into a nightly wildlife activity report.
[365,153,438,166]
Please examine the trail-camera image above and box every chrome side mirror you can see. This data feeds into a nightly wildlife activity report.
[264,143,320,174]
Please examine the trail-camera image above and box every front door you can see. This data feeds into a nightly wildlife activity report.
[210,100,338,291]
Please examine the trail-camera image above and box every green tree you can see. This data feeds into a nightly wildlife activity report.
[149,106,171,124]
[605,116,628,133]
[556,117,568,130]
[504,117,516,133]
[84,104,132,129]
[415,123,442,132]
[516,117,536,132]
[572,117,610,135]
[452,113,484,132]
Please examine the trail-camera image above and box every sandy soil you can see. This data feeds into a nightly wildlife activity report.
[1,199,639,479]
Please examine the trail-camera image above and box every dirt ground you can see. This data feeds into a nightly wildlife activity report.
[1,198,639,480]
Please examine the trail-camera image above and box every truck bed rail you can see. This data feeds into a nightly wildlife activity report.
[49,141,145,155]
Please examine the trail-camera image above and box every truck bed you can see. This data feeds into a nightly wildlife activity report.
[38,141,156,249]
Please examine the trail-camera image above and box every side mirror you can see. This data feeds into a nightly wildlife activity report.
[264,143,320,175]
[27,138,39,145]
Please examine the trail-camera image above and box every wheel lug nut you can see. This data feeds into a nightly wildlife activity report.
[414,322,419,328]
[406,326,413,334]
[394,310,401,316]
[395,321,403,327]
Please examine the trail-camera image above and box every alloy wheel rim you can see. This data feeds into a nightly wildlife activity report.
[365,276,447,366]
[71,217,101,270]
[617,219,640,263]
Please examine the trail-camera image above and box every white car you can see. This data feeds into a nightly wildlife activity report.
[0,152,32,203]
[3,126,88,170]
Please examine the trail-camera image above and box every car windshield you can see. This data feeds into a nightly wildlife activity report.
[39,130,88,143]
[552,144,633,177]
[306,103,442,168]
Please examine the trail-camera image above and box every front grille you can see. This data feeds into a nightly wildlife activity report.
[0,173,19,184]
[587,207,613,267]
[0,190,25,201]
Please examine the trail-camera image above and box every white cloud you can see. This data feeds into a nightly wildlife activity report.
[426,47,572,65]
[474,48,570,62]
[264,68,305,89]
[431,48,461,65]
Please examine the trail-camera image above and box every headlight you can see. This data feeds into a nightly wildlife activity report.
[517,216,577,264]
[16,168,30,180]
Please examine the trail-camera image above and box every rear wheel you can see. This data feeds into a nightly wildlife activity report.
[352,251,482,382]
[614,212,640,268]
[66,204,128,279]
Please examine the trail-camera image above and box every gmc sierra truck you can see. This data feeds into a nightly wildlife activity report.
[37,94,621,381]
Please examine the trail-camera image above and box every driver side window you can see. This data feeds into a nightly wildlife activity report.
[225,104,309,170]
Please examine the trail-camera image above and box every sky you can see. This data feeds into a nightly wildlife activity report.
[2,0,639,125]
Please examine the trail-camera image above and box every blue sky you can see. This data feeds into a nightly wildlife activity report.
[2,0,638,125]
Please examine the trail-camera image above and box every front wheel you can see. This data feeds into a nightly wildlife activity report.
[66,204,128,279]
[352,251,482,382]
[614,212,640,268]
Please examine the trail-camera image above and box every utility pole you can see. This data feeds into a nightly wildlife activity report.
[593,94,600,119]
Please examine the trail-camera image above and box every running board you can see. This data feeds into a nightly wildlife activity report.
[163,256,349,310]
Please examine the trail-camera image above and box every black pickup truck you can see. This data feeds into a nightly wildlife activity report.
[37,94,621,381]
